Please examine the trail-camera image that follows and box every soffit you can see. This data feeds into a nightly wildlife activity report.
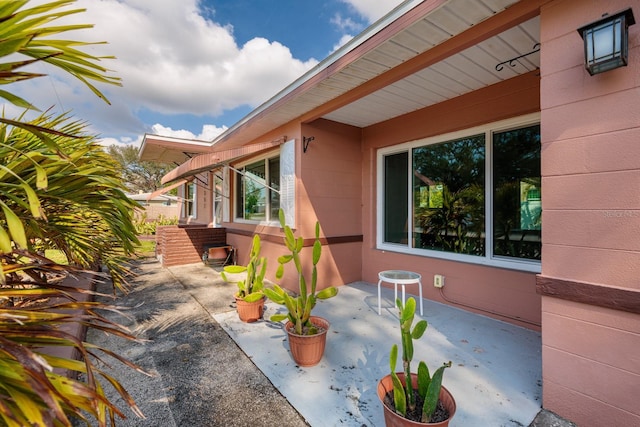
[139,134,212,164]
[322,15,540,127]
[213,0,540,150]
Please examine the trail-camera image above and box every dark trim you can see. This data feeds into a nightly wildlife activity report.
[536,275,640,314]
[227,228,363,246]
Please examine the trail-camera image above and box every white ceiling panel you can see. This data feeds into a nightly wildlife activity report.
[324,15,540,127]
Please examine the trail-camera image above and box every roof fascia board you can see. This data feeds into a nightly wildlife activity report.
[139,133,213,161]
[140,133,210,151]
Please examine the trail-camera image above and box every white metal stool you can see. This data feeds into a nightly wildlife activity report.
[377,270,423,316]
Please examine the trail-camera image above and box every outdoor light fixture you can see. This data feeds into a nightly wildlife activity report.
[578,8,635,75]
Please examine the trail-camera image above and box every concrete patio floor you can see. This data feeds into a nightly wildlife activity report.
[213,281,543,427]
[84,259,576,426]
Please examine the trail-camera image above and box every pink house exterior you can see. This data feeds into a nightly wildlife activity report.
[140,1,640,425]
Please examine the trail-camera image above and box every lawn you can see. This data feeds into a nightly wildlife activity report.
[135,240,156,257]
[43,240,156,264]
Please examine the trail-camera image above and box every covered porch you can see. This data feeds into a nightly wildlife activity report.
[214,281,542,426]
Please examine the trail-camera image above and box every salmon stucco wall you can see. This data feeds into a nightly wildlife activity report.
[227,119,363,291]
[360,71,542,329]
[539,0,640,425]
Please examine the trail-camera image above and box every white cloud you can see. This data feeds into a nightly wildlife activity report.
[341,0,406,23]
[14,0,318,139]
[331,13,363,34]
[331,34,356,53]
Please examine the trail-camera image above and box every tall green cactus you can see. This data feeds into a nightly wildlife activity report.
[264,209,338,335]
[221,234,266,302]
[389,297,452,422]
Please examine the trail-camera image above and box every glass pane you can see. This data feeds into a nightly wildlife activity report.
[493,124,541,260]
[269,157,280,221]
[214,174,223,225]
[244,160,267,221]
[384,152,408,244]
[186,182,195,216]
[412,135,485,255]
[593,23,615,60]
[235,171,244,219]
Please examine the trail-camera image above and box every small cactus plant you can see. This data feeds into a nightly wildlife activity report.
[263,209,337,335]
[389,297,452,423]
[221,234,266,302]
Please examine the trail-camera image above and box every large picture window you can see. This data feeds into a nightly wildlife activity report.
[378,116,541,271]
[235,155,280,222]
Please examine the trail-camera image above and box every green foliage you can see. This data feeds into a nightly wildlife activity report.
[0,1,147,425]
[263,209,337,335]
[106,145,174,193]
[133,213,178,235]
[221,234,266,302]
[389,297,452,423]
[416,184,484,255]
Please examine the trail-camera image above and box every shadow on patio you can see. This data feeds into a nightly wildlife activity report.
[213,281,543,426]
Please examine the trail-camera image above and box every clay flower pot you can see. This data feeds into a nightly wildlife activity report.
[377,373,456,426]
[235,296,265,323]
[284,316,329,367]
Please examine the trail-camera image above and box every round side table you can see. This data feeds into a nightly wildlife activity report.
[377,270,423,316]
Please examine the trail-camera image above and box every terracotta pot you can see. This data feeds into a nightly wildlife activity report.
[235,296,265,323]
[377,373,456,427]
[285,316,329,367]
[208,247,228,260]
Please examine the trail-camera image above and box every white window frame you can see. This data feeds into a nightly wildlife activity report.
[182,181,197,218]
[233,149,282,226]
[211,170,224,227]
[376,113,541,273]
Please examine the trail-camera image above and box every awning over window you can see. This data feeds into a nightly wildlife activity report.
[161,139,285,185]
[146,179,187,201]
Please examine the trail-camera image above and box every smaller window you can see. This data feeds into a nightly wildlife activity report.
[235,155,280,223]
[184,182,196,217]
[213,173,223,226]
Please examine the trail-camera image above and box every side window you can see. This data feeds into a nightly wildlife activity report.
[235,155,280,222]
[184,181,196,217]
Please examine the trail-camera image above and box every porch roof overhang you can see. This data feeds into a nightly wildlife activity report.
[160,139,284,184]
[139,134,212,165]
[150,0,543,179]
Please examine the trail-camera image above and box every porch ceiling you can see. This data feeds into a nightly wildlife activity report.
[320,16,540,127]
[212,0,540,149]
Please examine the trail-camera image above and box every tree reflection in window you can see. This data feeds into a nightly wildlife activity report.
[493,125,541,260]
[412,135,485,255]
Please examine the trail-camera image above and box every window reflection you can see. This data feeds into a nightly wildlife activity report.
[412,135,485,255]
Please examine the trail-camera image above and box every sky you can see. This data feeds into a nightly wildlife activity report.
[9,0,406,148]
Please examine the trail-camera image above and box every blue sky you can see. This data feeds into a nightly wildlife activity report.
[10,0,405,147]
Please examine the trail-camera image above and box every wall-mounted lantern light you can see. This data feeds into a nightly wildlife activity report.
[577,8,635,75]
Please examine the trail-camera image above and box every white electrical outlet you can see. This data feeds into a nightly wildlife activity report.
[434,274,445,288]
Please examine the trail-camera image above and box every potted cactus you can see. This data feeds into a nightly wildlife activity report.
[377,297,456,426]
[263,209,338,366]
[221,234,267,323]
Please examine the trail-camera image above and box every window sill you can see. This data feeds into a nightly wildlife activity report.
[377,243,541,274]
